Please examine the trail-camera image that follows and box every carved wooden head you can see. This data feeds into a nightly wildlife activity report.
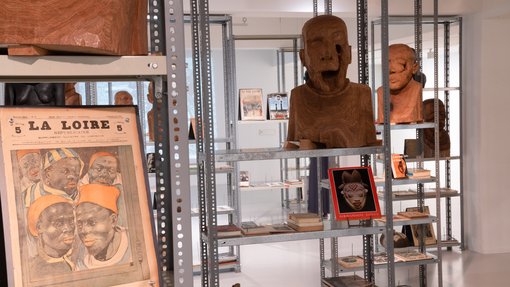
[388,44,419,93]
[300,15,351,93]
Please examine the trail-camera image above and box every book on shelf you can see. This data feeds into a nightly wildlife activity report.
[391,154,408,179]
[337,255,364,269]
[373,252,404,265]
[375,214,409,223]
[394,249,433,262]
[239,88,265,121]
[218,253,238,264]
[407,168,431,178]
[240,170,250,187]
[393,190,418,197]
[267,92,289,120]
[404,138,421,158]
[266,223,296,234]
[408,187,459,197]
[322,275,376,287]
[215,224,243,238]
[240,221,271,236]
[288,212,321,223]
[397,211,430,219]
[403,206,437,246]
[287,220,324,232]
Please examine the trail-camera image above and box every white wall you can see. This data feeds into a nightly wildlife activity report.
[463,1,510,253]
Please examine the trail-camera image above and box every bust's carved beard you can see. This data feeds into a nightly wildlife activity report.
[309,71,338,92]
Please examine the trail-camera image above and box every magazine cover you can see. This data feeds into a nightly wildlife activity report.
[328,166,381,221]
[0,106,159,287]
[239,88,265,121]
[266,93,289,120]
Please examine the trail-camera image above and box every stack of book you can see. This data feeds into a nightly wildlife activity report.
[407,168,431,178]
[286,213,323,232]
[266,223,296,234]
[240,221,271,236]
[215,224,242,238]
[397,210,429,219]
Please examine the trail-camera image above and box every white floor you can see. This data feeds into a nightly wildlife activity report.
[193,242,510,287]
[191,188,505,287]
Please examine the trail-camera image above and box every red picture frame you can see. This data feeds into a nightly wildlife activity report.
[328,166,382,221]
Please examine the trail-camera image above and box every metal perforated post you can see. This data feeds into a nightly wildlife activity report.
[153,0,194,286]
[324,0,332,15]
[444,21,453,251]
[84,82,97,105]
[313,0,318,16]
[222,16,241,271]
[190,0,219,286]
[357,0,374,283]
[380,1,395,286]
[433,1,444,286]
[458,17,465,251]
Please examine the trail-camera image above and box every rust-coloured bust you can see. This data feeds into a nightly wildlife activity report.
[64,83,82,106]
[286,15,377,148]
[377,44,423,124]
[423,99,450,157]
[114,91,134,105]
[0,0,147,55]
[147,82,155,141]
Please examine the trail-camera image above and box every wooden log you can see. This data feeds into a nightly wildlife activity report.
[0,0,148,56]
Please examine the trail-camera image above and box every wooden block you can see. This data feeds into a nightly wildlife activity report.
[7,45,49,56]
[0,0,148,55]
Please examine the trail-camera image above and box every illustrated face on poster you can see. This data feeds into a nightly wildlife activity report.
[1,106,158,287]
[13,146,145,286]
[328,167,381,220]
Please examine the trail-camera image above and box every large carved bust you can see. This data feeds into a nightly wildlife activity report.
[377,44,423,124]
[287,15,377,148]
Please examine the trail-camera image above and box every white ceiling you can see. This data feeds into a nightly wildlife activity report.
[183,0,480,18]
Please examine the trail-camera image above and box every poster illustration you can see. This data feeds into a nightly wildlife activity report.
[328,166,382,221]
[0,106,159,287]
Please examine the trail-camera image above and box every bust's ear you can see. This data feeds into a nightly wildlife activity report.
[412,62,420,75]
[299,48,305,65]
[346,45,352,65]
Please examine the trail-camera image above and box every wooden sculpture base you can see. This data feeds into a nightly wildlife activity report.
[0,0,148,56]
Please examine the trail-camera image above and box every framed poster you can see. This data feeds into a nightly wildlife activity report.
[406,206,437,246]
[239,88,265,121]
[266,93,289,120]
[0,106,159,286]
[328,166,381,221]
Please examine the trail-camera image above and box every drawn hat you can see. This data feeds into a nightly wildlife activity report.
[338,170,369,190]
[16,149,40,160]
[77,184,120,214]
[27,195,72,237]
[43,148,84,171]
[88,151,116,167]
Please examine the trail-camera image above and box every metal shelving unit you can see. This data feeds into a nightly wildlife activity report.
[191,1,459,287]
[0,1,194,286]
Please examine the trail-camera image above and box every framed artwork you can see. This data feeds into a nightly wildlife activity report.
[266,93,289,120]
[406,206,437,246]
[391,154,408,179]
[239,88,265,121]
[0,106,159,286]
[328,166,381,221]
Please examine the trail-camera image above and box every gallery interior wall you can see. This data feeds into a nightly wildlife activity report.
[463,1,510,254]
